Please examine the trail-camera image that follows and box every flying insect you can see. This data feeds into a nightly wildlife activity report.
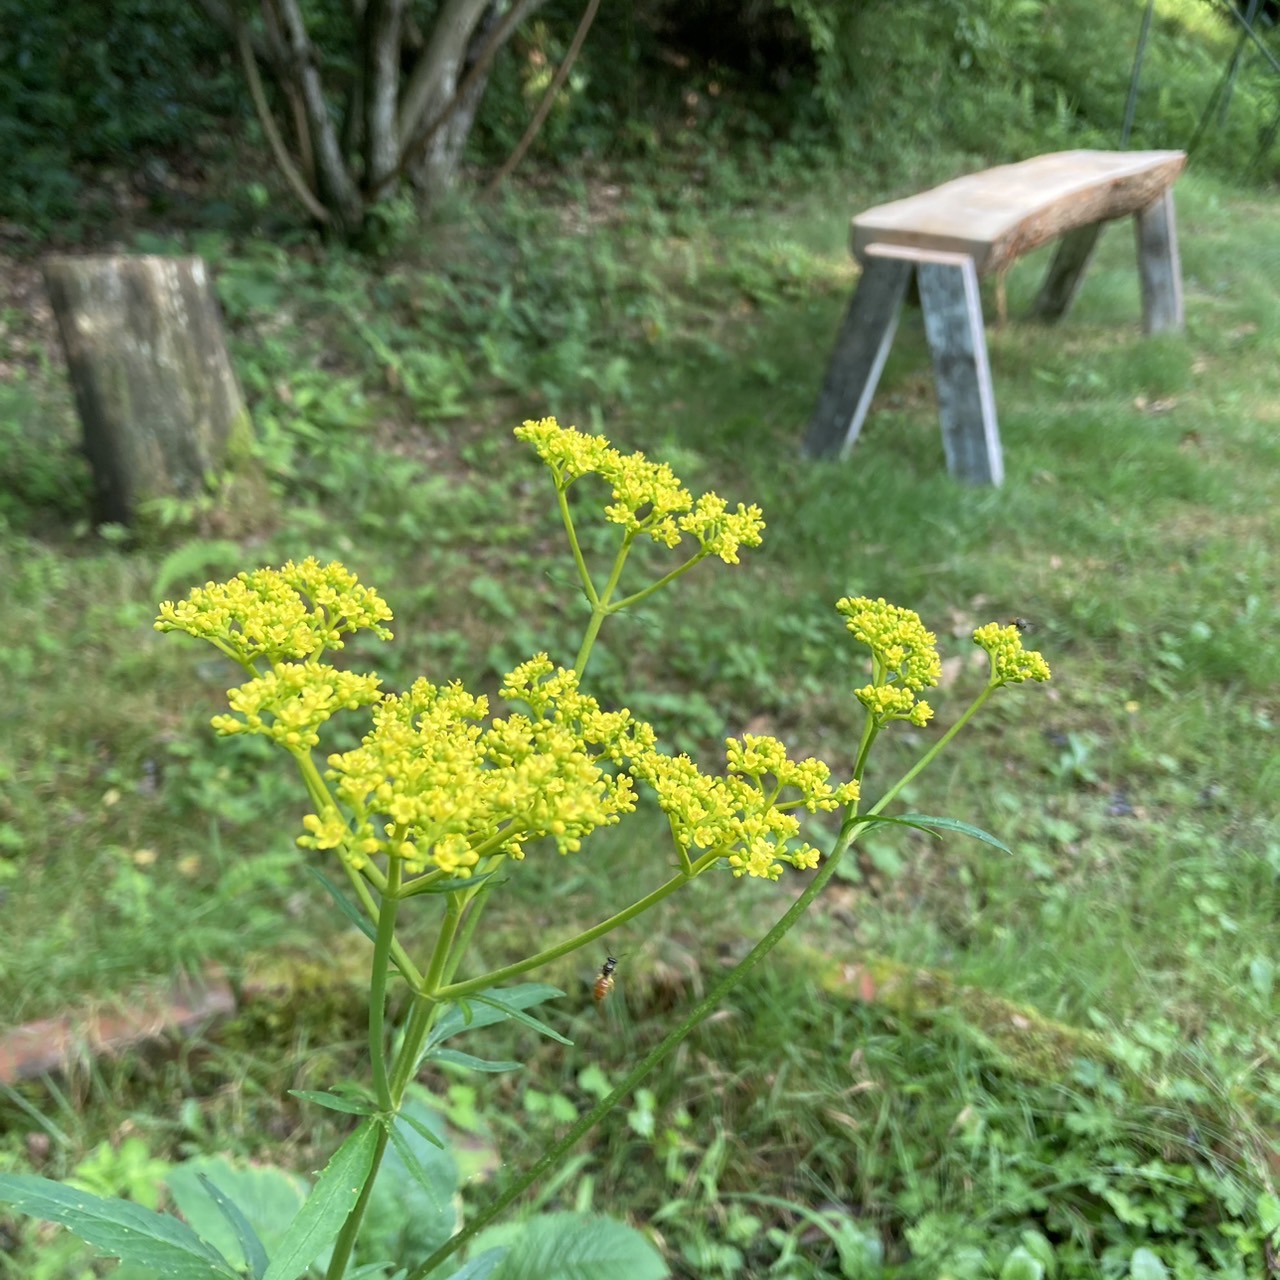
[593,956,618,1011]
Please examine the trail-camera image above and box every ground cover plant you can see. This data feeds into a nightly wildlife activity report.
[2,0,1279,1274]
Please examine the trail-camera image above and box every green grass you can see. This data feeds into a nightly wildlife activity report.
[2,134,1279,1277]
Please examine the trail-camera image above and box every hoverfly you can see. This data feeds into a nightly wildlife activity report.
[1006,617,1034,634]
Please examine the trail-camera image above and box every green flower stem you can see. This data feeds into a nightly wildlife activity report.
[381,890,470,1099]
[291,740,421,987]
[434,848,722,1004]
[573,609,608,678]
[324,1122,390,1280]
[574,535,635,674]
[851,714,880,785]
[555,485,599,607]
[440,876,497,987]
[342,864,422,989]
[865,682,999,818]
[367,855,402,1112]
[608,550,706,613]
[330,872,474,1280]
[289,746,334,819]
[322,861,406,1280]
[388,994,438,1102]
[406,818,872,1280]
[672,818,695,877]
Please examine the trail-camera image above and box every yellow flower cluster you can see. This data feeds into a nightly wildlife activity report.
[836,596,941,727]
[973,622,1052,686]
[501,656,658,765]
[155,558,393,665]
[633,734,858,880]
[514,418,765,564]
[213,663,383,750]
[303,659,648,875]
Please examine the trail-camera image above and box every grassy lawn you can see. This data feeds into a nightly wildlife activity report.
[1,143,1277,1276]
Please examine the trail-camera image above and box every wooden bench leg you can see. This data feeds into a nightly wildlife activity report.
[803,255,914,458]
[916,256,1004,486]
[1031,223,1103,322]
[1135,189,1184,334]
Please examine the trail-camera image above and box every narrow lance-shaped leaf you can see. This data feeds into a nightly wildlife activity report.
[469,993,572,1046]
[881,813,1014,855]
[426,1047,524,1073]
[399,869,501,898]
[261,1119,381,1280]
[426,984,565,1050]
[289,1089,379,1116]
[307,866,377,942]
[196,1172,271,1280]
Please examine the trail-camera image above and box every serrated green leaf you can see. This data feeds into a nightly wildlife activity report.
[397,1107,447,1151]
[427,1047,524,1073]
[387,1127,446,1210]
[290,1089,379,1116]
[890,813,1014,854]
[261,1120,381,1280]
[1000,1244,1045,1280]
[1259,1190,1280,1233]
[1019,1229,1056,1277]
[0,1173,238,1279]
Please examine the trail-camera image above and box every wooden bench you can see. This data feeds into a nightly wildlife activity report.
[803,150,1187,485]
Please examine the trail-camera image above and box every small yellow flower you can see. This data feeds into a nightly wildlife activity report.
[725,733,858,813]
[214,663,383,749]
[972,622,1051,686]
[678,493,765,565]
[633,736,856,880]
[838,596,940,726]
[155,558,393,665]
[514,418,765,562]
[309,662,643,875]
[513,416,614,483]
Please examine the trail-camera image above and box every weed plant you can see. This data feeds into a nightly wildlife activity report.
[1,6,1279,1268]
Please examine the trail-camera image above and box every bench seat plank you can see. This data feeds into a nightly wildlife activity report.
[851,149,1186,277]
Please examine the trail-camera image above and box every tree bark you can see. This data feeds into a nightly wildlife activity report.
[403,0,547,198]
[42,256,256,527]
[362,0,406,196]
[186,0,546,235]
[397,0,493,147]
[269,0,366,237]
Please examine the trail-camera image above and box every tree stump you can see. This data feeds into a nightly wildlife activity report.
[42,255,256,526]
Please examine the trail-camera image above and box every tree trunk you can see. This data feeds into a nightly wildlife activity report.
[412,46,493,198]
[187,0,546,237]
[42,256,256,527]
[402,0,545,199]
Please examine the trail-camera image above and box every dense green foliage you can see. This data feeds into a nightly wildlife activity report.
[0,0,237,232]
[2,0,1277,234]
